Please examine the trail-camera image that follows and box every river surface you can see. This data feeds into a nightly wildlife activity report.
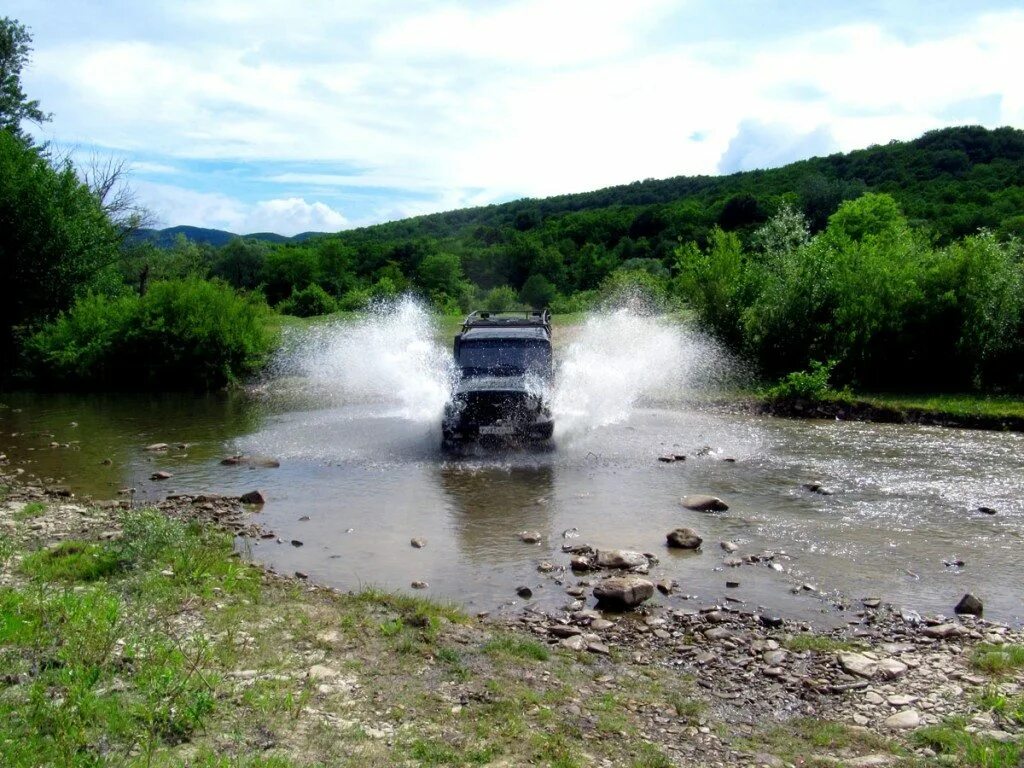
[2,306,1022,626]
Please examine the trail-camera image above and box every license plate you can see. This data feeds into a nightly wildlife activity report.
[479,425,515,435]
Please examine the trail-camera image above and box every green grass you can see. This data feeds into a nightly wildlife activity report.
[972,644,1024,675]
[482,633,551,661]
[21,540,122,581]
[12,501,45,520]
[784,634,862,653]
[914,718,1023,767]
[857,393,1024,421]
[744,718,897,765]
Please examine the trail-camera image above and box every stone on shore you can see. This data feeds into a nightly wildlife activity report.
[839,652,878,678]
[519,530,542,543]
[150,471,172,481]
[681,494,728,512]
[883,709,920,730]
[666,528,703,549]
[593,575,655,609]
[239,490,267,505]
[221,455,281,468]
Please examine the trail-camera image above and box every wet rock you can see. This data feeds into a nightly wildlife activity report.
[549,625,583,638]
[725,580,740,588]
[150,471,172,481]
[519,530,542,544]
[295,571,308,579]
[239,490,266,505]
[883,709,920,730]
[658,455,676,463]
[720,541,738,553]
[591,618,615,631]
[516,586,533,599]
[220,455,281,468]
[656,579,675,595]
[570,555,595,571]
[145,443,168,451]
[681,494,729,512]
[862,597,882,609]
[666,528,703,550]
[410,537,426,549]
[290,539,303,547]
[593,575,654,609]
[537,561,555,573]
[802,482,834,495]
[411,581,428,589]
[977,506,997,515]
[595,549,648,569]
[954,593,983,617]
[759,615,784,629]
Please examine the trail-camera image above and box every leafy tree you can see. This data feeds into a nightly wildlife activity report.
[826,193,906,242]
[519,274,557,308]
[278,283,337,317]
[211,238,269,290]
[483,285,518,311]
[416,252,464,299]
[0,129,120,368]
[0,17,49,143]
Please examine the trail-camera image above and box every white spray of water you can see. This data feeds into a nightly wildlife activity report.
[276,296,454,423]
[273,295,731,435]
[549,308,727,439]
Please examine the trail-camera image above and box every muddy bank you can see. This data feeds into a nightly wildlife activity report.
[3,469,1023,766]
[753,396,1024,432]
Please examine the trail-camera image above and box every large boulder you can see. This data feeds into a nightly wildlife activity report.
[593,576,655,609]
[595,549,648,569]
[681,494,729,512]
[666,528,703,549]
[954,593,983,617]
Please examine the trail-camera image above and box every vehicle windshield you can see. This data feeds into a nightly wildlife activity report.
[458,339,551,376]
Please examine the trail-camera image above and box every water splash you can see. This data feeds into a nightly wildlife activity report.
[549,308,729,439]
[273,296,455,422]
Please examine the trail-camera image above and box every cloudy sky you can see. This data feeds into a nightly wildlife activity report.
[9,1,1024,235]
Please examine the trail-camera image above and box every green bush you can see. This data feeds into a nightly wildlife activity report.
[765,360,837,400]
[483,285,519,311]
[24,279,273,390]
[277,283,337,317]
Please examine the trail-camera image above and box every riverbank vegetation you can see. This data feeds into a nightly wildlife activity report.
[3,15,1024,400]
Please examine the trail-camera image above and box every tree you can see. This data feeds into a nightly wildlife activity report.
[0,129,120,367]
[416,252,464,299]
[1,17,49,143]
[519,274,557,308]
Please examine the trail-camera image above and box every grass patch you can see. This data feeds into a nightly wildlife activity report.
[784,634,862,653]
[12,501,46,520]
[914,718,1022,767]
[21,540,121,581]
[858,393,1024,421]
[483,633,551,661]
[744,718,896,765]
[668,692,706,724]
[353,586,468,624]
[972,644,1024,675]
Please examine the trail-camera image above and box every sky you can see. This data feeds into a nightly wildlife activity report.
[9,0,1024,235]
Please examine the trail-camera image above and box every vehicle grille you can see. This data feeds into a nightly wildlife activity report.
[460,391,533,424]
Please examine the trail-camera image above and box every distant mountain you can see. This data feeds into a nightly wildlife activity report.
[133,225,326,248]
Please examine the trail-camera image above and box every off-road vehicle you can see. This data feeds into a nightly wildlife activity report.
[442,310,554,449]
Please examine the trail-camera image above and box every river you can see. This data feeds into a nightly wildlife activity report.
[2,302,1021,625]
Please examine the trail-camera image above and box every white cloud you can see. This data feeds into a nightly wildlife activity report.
[134,182,348,235]
[16,2,1024,231]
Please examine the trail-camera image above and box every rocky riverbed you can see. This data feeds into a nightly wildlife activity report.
[3,463,1022,767]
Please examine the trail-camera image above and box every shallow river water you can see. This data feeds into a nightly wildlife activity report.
[2,305,1022,626]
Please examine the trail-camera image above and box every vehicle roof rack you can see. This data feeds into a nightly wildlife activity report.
[462,309,551,333]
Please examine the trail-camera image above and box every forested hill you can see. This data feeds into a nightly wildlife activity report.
[336,125,1024,247]
[134,225,324,248]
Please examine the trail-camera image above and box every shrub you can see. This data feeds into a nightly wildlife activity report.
[24,279,273,390]
[483,285,519,311]
[765,360,837,401]
[277,283,337,317]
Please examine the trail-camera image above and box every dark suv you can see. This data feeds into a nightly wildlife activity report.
[442,310,554,449]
